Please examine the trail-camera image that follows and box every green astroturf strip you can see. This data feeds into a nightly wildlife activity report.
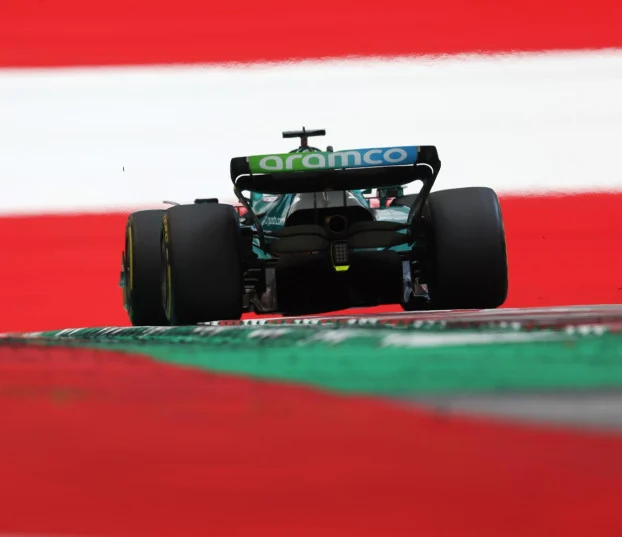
[4,322,622,395]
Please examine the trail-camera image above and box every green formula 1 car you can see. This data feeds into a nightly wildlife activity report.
[121,128,508,326]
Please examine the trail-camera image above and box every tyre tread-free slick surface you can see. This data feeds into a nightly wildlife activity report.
[163,203,243,325]
[425,187,509,309]
[124,209,169,326]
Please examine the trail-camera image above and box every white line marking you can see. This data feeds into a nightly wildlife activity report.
[1,50,622,214]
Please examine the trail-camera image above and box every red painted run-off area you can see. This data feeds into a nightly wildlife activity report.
[1,5,622,537]
[1,0,621,67]
[2,345,622,537]
[0,0,621,331]
[2,194,622,332]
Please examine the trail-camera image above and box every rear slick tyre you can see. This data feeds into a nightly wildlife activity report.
[162,203,243,325]
[123,210,169,326]
[424,187,508,310]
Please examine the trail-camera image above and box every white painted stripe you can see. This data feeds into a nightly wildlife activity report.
[1,49,621,215]
[380,330,568,348]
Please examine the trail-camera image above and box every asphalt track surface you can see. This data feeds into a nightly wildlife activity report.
[5,304,621,432]
[221,304,622,430]
[232,303,622,330]
[390,305,622,430]
[2,304,622,537]
[405,389,622,430]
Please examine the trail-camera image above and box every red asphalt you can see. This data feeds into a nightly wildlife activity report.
[1,0,621,67]
[1,0,621,332]
[2,193,622,332]
[1,344,622,537]
[2,3,622,537]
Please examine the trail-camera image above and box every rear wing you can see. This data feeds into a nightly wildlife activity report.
[230,145,441,194]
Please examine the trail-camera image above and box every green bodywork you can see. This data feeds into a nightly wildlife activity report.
[246,189,414,260]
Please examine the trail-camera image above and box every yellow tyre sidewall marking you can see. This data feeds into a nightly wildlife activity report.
[162,214,173,320]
